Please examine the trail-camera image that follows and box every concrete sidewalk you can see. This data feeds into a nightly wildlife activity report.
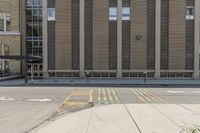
[34,104,200,133]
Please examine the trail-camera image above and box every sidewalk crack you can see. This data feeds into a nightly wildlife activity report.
[85,110,93,133]
[124,104,142,133]
[151,104,181,128]
[178,104,200,116]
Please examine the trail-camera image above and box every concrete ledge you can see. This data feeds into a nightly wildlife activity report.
[0,75,23,82]
[28,79,200,86]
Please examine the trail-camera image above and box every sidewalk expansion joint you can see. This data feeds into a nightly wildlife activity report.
[124,104,142,133]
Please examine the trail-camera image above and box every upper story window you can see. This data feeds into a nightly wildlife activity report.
[48,8,55,21]
[109,7,130,21]
[0,12,11,32]
[186,6,194,20]
[122,7,130,20]
[109,7,117,21]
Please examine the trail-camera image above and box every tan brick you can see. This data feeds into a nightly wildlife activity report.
[169,0,186,70]
[92,0,109,70]
[55,0,72,70]
[130,0,147,70]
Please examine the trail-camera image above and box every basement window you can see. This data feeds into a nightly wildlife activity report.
[186,6,194,20]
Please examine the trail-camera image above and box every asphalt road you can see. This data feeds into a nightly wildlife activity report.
[0,86,200,133]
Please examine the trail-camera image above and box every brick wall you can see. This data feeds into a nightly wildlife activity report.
[55,0,72,70]
[92,0,109,70]
[169,0,186,70]
[130,0,147,70]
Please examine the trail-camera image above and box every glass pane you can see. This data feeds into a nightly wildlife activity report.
[0,12,4,31]
[109,7,117,20]
[6,13,11,31]
[123,7,130,20]
[186,6,194,20]
[48,8,55,21]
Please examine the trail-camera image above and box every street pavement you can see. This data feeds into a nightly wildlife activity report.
[0,85,200,133]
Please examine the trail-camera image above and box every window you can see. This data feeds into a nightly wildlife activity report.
[122,7,130,20]
[48,8,55,21]
[186,6,194,20]
[0,12,11,32]
[109,7,117,20]
[109,7,130,21]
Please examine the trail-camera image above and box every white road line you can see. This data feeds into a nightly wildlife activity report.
[166,91,185,94]
[0,97,16,101]
[27,98,53,102]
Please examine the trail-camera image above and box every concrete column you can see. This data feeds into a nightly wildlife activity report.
[155,0,161,78]
[80,0,85,77]
[1,44,5,70]
[117,0,122,78]
[42,0,48,78]
[3,13,6,32]
[194,0,200,79]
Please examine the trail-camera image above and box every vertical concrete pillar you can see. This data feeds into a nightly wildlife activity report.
[42,0,48,78]
[80,0,85,77]
[155,0,161,78]
[194,0,200,79]
[117,0,122,78]
[1,44,5,70]
[3,13,6,32]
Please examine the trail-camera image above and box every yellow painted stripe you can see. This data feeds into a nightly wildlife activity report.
[111,88,120,103]
[106,89,114,104]
[135,89,152,102]
[88,89,93,103]
[139,89,158,103]
[98,89,101,104]
[102,88,108,104]
[57,90,74,112]
[130,89,145,102]
[142,89,165,103]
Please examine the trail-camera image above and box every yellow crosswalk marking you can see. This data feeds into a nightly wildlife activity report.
[135,89,152,102]
[57,89,93,112]
[97,88,120,104]
[137,89,156,103]
[107,89,114,104]
[130,88,165,103]
[102,88,108,104]
[98,89,101,104]
[130,89,145,102]
[111,88,120,103]
[142,89,165,103]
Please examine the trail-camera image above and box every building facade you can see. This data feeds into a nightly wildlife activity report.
[0,0,21,76]
[9,0,200,79]
[41,0,200,79]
